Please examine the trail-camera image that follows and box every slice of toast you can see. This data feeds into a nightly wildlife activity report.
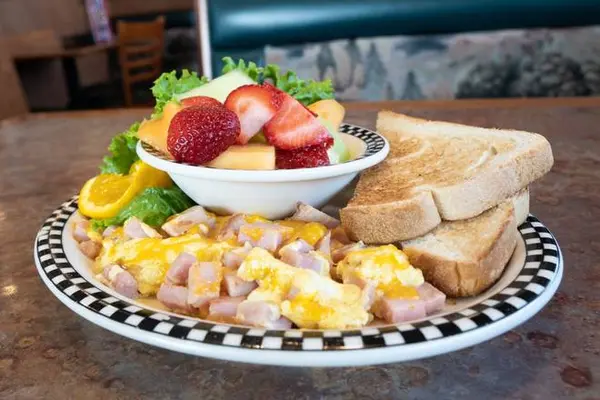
[400,190,528,297]
[340,111,553,243]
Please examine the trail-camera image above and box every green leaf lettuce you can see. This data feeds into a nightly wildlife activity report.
[91,186,195,230]
[151,70,209,118]
[99,122,141,174]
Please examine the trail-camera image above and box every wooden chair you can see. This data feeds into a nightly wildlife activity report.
[117,16,165,106]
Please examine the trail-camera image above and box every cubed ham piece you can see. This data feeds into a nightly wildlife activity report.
[223,269,257,297]
[280,250,330,276]
[157,282,190,311]
[269,317,293,329]
[331,241,365,263]
[124,217,162,239]
[373,297,427,323]
[73,220,91,242]
[209,296,245,318]
[331,227,352,245]
[161,206,216,237]
[278,239,312,257]
[416,282,446,314]
[222,242,253,269]
[238,223,283,253]
[290,202,340,229]
[79,240,101,259]
[216,214,246,240]
[102,264,139,299]
[102,225,117,237]
[316,231,331,257]
[236,300,289,329]
[187,262,221,308]
[166,252,197,285]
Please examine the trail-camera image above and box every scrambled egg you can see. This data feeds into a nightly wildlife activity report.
[238,247,370,329]
[277,221,328,246]
[336,245,424,299]
[96,230,234,295]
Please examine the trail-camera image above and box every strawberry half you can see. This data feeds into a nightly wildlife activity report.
[167,105,239,165]
[263,94,330,150]
[224,84,283,145]
[181,96,222,108]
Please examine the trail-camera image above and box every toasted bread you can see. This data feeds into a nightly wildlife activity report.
[400,190,528,297]
[340,111,553,243]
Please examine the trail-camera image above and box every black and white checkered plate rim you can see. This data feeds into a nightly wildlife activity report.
[35,197,561,352]
[141,123,387,164]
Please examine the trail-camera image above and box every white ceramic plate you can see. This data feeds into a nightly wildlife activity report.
[34,198,563,367]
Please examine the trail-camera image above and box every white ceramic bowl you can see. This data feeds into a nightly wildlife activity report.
[137,123,389,219]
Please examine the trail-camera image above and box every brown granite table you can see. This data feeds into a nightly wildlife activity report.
[0,98,598,399]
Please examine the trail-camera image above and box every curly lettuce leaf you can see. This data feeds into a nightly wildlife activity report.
[99,122,141,174]
[221,57,334,105]
[221,57,263,81]
[151,70,209,118]
[91,186,195,230]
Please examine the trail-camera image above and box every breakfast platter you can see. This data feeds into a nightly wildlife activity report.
[33,57,562,366]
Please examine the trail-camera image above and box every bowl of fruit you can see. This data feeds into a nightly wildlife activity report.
[136,58,389,219]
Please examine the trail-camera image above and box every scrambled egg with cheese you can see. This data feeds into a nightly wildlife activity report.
[336,245,424,299]
[238,248,370,329]
[90,212,428,329]
[95,229,233,295]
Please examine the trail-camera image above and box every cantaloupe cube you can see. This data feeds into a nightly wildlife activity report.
[137,102,182,155]
[207,145,275,170]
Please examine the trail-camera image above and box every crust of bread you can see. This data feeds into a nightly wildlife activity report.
[401,201,518,297]
[341,111,553,243]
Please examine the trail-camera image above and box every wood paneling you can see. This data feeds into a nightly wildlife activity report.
[0,0,89,37]
[0,42,28,120]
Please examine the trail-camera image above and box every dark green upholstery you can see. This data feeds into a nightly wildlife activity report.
[208,0,600,74]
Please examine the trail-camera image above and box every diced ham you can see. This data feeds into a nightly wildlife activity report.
[223,269,257,297]
[187,262,221,308]
[269,317,293,329]
[161,206,216,237]
[209,296,245,317]
[416,282,446,314]
[236,300,285,328]
[278,239,312,257]
[331,241,365,263]
[124,217,162,239]
[73,220,91,242]
[316,231,331,257]
[373,297,427,323]
[290,202,340,229]
[157,282,190,311]
[222,242,253,269]
[79,240,101,259]
[216,214,246,240]
[238,223,284,253]
[280,250,330,275]
[166,252,197,285]
[102,264,139,299]
[102,225,117,237]
[331,227,352,245]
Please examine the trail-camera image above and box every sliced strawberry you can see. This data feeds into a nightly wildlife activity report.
[263,94,330,150]
[224,84,283,145]
[181,96,222,108]
[276,143,332,169]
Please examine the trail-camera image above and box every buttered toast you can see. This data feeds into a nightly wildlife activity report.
[340,111,553,243]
